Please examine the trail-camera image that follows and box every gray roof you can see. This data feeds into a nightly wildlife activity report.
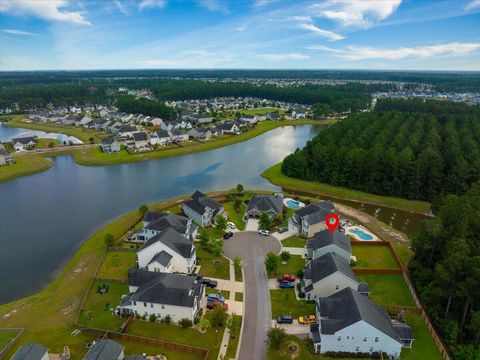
[358,282,370,294]
[144,212,189,235]
[156,129,170,138]
[83,339,123,360]
[0,149,13,157]
[118,124,136,132]
[183,191,223,216]
[125,268,202,307]
[148,250,173,267]
[11,343,48,360]
[392,322,415,340]
[304,252,356,284]
[12,136,35,144]
[292,202,333,226]
[246,194,283,214]
[319,288,402,343]
[307,229,351,254]
[132,132,148,141]
[143,227,193,258]
[216,122,236,131]
[310,323,321,343]
[101,137,117,145]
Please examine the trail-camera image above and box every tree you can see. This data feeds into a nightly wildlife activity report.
[215,216,227,233]
[138,204,149,216]
[88,137,94,144]
[198,318,211,332]
[211,305,227,327]
[259,212,272,230]
[199,229,210,248]
[280,250,291,263]
[265,252,279,273]
[233,198,242,211]
[209,237,223,257]
[236,183,244,193]
[104,233,115,247]
[48,141,55,148]
[312,103,334,118]
[226,314,241,339]
[267,326,286,349]
[149,314,157,322]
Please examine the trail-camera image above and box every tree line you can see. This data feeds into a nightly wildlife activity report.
[282,100,480,201]
[115,96,177,120]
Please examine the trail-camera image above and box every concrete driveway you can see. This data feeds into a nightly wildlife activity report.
[271,229,295,241]
[245,218,260,231]
[224,231,281,360]
[270,320,310,337]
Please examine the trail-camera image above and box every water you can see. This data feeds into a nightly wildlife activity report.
[0,125,322,303]
[0,124,83,144]
[286,200,301,208]
[350,228,374,241]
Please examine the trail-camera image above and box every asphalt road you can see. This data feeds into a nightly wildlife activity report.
[224,231,281,360]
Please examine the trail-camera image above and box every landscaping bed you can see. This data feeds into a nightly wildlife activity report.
[270,289,316,319]
[97,251,137,279]
[224,315,242,359]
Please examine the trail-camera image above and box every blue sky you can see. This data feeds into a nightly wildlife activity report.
[0,0,479,71]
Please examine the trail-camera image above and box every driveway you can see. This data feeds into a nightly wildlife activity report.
[245,218,259,231]
[270,320,310,337]
[224,232,281,360]
[271,229,295,241]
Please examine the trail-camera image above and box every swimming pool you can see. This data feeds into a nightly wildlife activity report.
[350,228,374,241]
[283,197,306,209]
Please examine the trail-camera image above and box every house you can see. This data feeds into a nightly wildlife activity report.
[83,339,124,360]
[215,121,240,134]
[132,132,149,149]
[115,124,137,138]
[188,127,212,140]
[307,229,351,262]
[117,268,204,322]
[76,114,92,127]
[181,190,227,227]
[0,149,15,166]
[266,111,280,121]
[310,288,413,357]
[12,136,36,151]
[151,130,171,146]
[11,343,49,360]
[301,252,369,299]
[245,194,283,219]
[137,227,196,273]
[190,114,213,124]
[288,201,334,237]
[160,121,181,131]
[101,137,121,153]
[150,117,163,126]
[62,114,81,125]
[138,211,197,241]
[239,115,257,124]
[168,129,189,143]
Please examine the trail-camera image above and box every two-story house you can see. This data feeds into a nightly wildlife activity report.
[180,190,227,228]
[307,229,352,262]
[244,194,284,219]
[100,137,121,153]
[288,201,334,237]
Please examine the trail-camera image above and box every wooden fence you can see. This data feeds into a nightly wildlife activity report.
[0,328,24,359]
[94,277,128,284]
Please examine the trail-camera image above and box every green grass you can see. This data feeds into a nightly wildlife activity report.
[401,313,442,360]
[282,236,307,248]
[234,264,243,282]
[205,288,230,300]
[262,163,431,214]
[97,251,137,279]
[195,245,230,280]
[268,255,305,278]
[240,107,285,116]
[224,315,242,359]
[0,154,53,182]
[224,201,246,230]
[235,292,243,302]
[79,280,128,331]
[352,245,399,269]
[270,289,316,319]
[116,338,204,360]
[356,274,416,308]
[35,138,62,149]
[0,331,17,350]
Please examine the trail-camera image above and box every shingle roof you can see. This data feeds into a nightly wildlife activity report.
[319,288,402,343]
[11,343,48,360]
[118,124,136,132]
[292,202,332,226]
[304,252,356,284]
[392,322,415,340]
[246,194,283,214]
[307,229,351,254]
[310,323,321,343]
[183,191,223,216]
[0,149,12,157]
[12,136,35,144]
[125,268,202,307]
[156,130,170,138]
[132,132,148,141]
[148,250,173,267]
[144,212,189,235]
[83,339,124,360]
[143,227,193,258]
[101,137,116,145]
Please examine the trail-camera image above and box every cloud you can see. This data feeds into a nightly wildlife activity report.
[139,0,166,11]
[0,0,91,25]
[254,0,280,7]
[114,0,129,15]
[299,23,344,41]
[308,42,480,60]
[313,0,402,28]
[136,50,234,68]
[465,0,480,11]
[198,0,229,13]
[2,29,36,36]
[258,53,310,61]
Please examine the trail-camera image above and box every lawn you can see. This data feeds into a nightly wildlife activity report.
[0,331,17,350]
[79,280,129,331]
[205,288,230,300]
[235,292,243,302]
[262,163,431,215]
[35,138,62,149]
[97,251,137,279]
[0,154,53,182]
[224,315,242,359]
[282,236,307,248]
[356,274,416,308]
[351,245,399,269]
[195,244,230,280]
[401,313,442,360]
[240,107,285,116]
[268,255,305,278]
[116,339,204,360]
[270,289,316,319]
[234,263,243,282]
[224,201,246,230]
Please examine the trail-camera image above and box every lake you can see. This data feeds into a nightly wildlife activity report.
[0,123,83,144]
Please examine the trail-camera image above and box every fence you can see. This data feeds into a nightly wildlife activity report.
[0,328,24,359]
[94,277,128,284]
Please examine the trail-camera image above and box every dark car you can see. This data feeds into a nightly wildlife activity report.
[278,227,289,234]
[276,315,293,324]
[223,231,234,240]
[279,280,295,289]
[202,278,218,288]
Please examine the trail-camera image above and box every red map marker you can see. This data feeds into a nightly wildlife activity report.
[325,213,340,233]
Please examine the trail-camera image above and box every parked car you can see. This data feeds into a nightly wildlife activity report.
[258,229,270,236]
[223,231,234,240]
[298,315,316,325]
[278,274,296,282]
[227,222,236,229]
[279,280,295,289]
[207,299,228,310]
[277,227,288,234]
[207,293,225,303]
[202,278,218,288]
[276,315,293,324]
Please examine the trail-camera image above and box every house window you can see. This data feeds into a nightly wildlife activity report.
[375,337,379,342]
[363,337,367,342]
[337,336,341,341]
[369,347,373,352]
[335,285,339,290]
[161,304,165,309]
[144,302,147,307]
[346,336,349,340]
[355,346,359,352]
[133,301,136,306]
[150,303,154,308]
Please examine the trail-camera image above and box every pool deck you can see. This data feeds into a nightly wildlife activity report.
[345,225,379,241]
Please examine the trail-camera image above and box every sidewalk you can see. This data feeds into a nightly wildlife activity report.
[282,246,307,256]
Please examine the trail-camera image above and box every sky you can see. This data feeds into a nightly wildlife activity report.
[0,0,479,71]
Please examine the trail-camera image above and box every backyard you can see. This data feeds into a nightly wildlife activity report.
[97,251,137,279]
[351,244,400,269]
[270,289,316,319]
[269,254,305,278]
[0,331,17,351]
[356,274,416,308]
[401,313,443,360]
[195,244,230,280]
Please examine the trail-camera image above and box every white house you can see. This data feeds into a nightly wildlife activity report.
[310,288,413,357]
[118,268,204,322]
[215,121,240,134]
[11,343,49,360]
[115,124,137,138]
[180,190,227,228]
[307,229,352,262]
[138,211,197,241]
[288,201,334,238]
[132,131,149,149]
[137,227,196,274]
[239,115,257,124]
[0,149,15,166]
[151,130,171,146]
[168,129,189,142]
[161,121,181,131]
[302,252,369,299]
[244,194,283,219]
[12,136,36,151]
[100,137,121,153]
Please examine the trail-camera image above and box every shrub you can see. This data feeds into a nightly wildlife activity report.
[149,314,157,322]
[138,204,149,216]
[296,269,304,278]
[179,318,193,328]
[305,339,315,354]
[280,250,291,262]
[236,184,244,193]
[265,252,279,273]
[164,315,171,325]
[267,326,286,349]
[259,212,272,230]
[211,305,227,327]
[104,233,115,248]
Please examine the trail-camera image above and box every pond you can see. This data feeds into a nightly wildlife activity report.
[0,124,83,144]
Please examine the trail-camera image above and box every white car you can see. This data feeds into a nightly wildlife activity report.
[227,222,236,229]
[259,229,270,236]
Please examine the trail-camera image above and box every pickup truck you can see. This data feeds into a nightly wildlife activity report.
[298,315,316,325]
